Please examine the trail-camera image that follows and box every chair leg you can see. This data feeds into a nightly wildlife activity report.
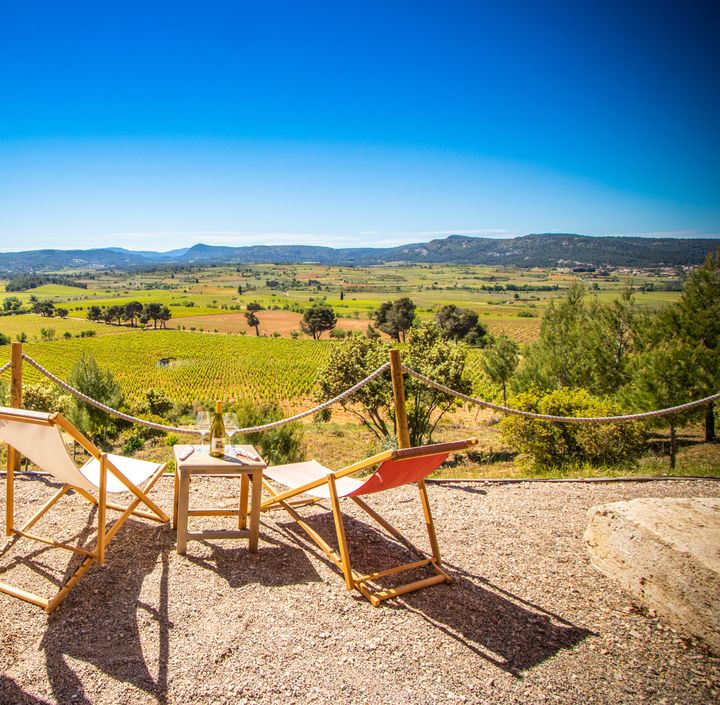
[417,479,442,565]
[97,454,107,565]
[6,447,17,536]
[327,475,354,590]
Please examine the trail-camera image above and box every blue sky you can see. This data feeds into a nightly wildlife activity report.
[0,0,718,251]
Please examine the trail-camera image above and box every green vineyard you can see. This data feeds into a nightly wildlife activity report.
[2,331,490,410]
[16,332,331,408]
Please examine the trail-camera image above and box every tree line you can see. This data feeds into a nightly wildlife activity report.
[86,301,172,328]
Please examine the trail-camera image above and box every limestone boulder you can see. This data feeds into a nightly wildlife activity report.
[584,496,720,653]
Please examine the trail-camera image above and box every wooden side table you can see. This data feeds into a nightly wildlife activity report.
[172,445,266,555]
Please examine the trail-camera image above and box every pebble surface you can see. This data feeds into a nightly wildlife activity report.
[1,475,719,705]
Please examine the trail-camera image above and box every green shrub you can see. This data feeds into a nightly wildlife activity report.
[500,388,645,470]
[232,400,304,465]
[21,383,73,415]
[122,434,145,455]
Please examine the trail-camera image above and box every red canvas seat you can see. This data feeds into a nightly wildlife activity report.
[261,438,477,605]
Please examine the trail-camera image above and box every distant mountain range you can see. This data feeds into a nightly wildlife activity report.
[1,234,718,273]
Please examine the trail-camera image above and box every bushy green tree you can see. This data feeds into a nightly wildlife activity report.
[32,300,55,317]
[67,353,126,441]
[317,335,392,438]
[373,298,416,342]
[514,283,642,396]
[142,388,173,417]
[500,388,645,471]
[106,305,124,325]
[622,340,717,468]
[245,311,260,336]
[21,383,72,414]
[317,323,471,446]
[514,283,590,391]
[144,303,163,328]
[158,305,172,328]
[123,301,143,326]
[3,297,22,312]
[664,248,720,440]
[404,323,472,445]
[435,305,488,345]
[481,335,519,403]
[301,303,337,339]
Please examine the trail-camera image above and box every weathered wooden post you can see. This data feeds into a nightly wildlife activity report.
[389,349,410,449]
[6,341,22,535]
[390,349,443,563]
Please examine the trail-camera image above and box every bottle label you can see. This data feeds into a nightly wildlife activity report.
[211,437,224,454]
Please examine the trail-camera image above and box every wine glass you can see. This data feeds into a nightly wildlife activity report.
[223,412,239,452]
[196,410,210,453]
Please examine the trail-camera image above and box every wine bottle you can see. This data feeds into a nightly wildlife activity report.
[209,400,225,458]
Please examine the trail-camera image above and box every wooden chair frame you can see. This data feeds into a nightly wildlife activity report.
[260,438,477,606]
[1,410,168,613]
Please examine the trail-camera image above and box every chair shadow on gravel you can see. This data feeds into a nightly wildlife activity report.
[36,518,174,705]
[273,508,592,676]
[0,676,54,705]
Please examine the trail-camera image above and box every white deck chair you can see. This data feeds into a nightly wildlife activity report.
[0,406,168,612]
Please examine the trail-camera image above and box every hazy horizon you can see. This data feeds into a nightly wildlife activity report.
[2,229,720,256]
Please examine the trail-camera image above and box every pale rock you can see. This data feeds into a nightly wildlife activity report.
[584,497,720,653]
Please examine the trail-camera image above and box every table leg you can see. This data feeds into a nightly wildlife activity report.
[176,469,191,555]
[239,474,249,530]
[248,469,262,553]
[172,466,179,530]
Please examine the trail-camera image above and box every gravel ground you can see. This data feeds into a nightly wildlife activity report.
[1,474,719,705]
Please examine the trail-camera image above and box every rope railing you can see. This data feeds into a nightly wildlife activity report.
[0,361,10,376]
[3,352,717,435]
[401,365,720,424]
[21,353,391,435]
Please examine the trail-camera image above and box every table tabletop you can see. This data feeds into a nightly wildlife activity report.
[173,445,266,474]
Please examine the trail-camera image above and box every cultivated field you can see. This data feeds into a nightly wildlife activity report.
[1,262,684,349]
[171,310,370,338]
[1,262,707,479]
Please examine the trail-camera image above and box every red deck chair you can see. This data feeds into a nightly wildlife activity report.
[261,438,477,605]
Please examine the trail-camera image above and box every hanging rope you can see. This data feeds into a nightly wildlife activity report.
[401,365,720,424]
[21,353,391,435]
[5,351,718,433]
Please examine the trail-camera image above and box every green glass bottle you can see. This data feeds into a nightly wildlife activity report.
[209,400,225,458]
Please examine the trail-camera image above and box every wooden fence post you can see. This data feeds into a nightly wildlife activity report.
[389,349,411,449]
[6,342,22,535]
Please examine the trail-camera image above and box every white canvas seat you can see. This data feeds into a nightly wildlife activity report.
[264,460,365,499]
[80,453,164,493]
[0,406,168,613]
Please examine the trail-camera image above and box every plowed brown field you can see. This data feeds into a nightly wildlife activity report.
[171,311,371,338]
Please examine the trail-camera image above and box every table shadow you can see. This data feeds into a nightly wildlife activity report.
[183,528,322,588]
